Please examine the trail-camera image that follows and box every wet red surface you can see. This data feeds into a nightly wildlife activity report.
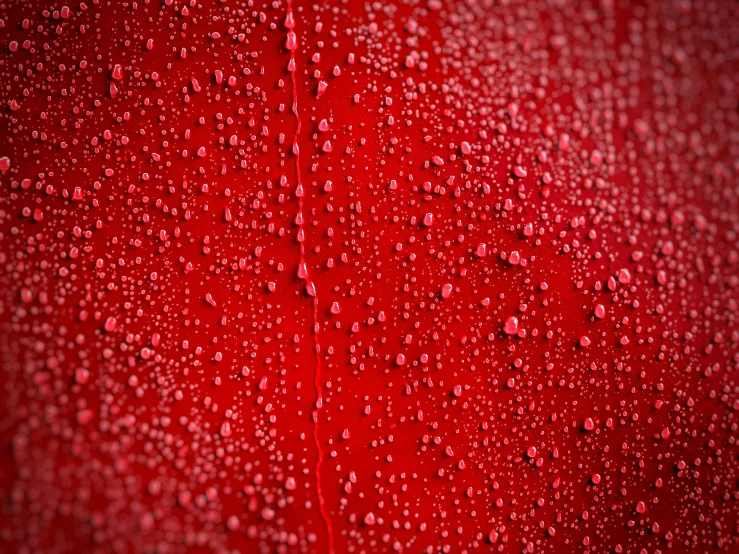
[1,1,738,553]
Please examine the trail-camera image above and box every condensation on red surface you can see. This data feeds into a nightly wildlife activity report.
[0,1,738,553]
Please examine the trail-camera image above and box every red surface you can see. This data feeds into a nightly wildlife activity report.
[1,1,738,553]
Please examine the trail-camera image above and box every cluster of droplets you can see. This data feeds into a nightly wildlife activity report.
[0,0,738,553]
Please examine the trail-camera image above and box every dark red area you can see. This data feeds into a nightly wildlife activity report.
[1,1,738,553]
